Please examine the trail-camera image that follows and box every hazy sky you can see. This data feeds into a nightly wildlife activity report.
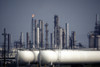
[0,0,100,47]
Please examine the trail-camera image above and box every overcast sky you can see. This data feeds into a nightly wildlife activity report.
[0,0,100,47]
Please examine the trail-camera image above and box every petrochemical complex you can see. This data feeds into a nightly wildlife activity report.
[0,14,100,67]
[14,14,82,49]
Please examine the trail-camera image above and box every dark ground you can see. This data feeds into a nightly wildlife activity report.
[1,62,100,67]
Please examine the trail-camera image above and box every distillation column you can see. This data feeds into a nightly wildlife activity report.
[45,23,49,48]
[39,20,44,48]
[26,32,30,48]
[54,15,60,48]
[59,27,63,49]
[20,32,24,48]
[31,14,35,48]
[65,23,69,49]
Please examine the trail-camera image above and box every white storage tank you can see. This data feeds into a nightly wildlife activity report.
[33,50,39,62]
[39,50,57,64]
[39,49,100,64]
[56,50,100,63]
[17,50,34,63]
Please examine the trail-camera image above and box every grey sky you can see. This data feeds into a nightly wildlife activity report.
[0,0,100,47]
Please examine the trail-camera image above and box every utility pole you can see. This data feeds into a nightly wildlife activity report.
[2,28,8,67]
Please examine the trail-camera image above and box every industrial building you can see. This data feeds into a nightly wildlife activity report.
[88,14,100,49]
[30,14,71,49]
[1,14,100,67]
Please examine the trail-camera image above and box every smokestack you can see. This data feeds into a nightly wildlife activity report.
[65,23,69,49]
[26,32,29,49]
[45,23,49,48]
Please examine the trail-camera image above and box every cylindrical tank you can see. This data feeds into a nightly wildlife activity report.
[33,50,39,62]
[39,50,100,64]
[17,50,34,63]
[39,50,57,64]
[56,50,100,63]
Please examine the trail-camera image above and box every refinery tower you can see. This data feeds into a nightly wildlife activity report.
[31,14,70,49]
[88,14,100,49]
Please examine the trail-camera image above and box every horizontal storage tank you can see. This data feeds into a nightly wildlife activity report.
[40,50,57,64]
[39,50,100,64]
[33,50,39,62]
[17,50,34,63]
